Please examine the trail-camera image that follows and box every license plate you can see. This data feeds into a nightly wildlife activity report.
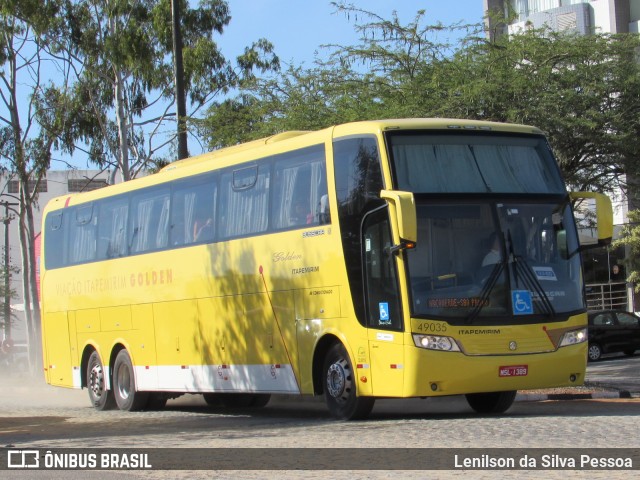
[499,365,528,377]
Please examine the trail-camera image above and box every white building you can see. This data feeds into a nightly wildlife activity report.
[485,0,640,39]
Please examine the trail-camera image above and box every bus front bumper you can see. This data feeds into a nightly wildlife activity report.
[404,342,587,397]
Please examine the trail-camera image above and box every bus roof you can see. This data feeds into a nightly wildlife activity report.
[160,130,311,173]
[43,118,544,212]
[161,118,542,172]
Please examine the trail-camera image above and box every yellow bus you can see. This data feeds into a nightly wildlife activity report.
[40,118,613,419]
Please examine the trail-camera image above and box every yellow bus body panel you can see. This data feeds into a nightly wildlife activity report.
[40,118,590,402]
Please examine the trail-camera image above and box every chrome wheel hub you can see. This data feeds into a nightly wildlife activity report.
[89,364,105,398]
[327,359,351,402]
[116,364,131,400]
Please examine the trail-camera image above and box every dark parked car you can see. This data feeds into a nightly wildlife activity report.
[587,310,640,361]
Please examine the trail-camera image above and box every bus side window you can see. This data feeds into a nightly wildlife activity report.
[318,193,330,225]
[97,198,128,259]
[130,189,170,254]
[68,204,97,264]
[44,211,65,269]
[333,136,384,326]
[271,145,327,230]
[172,177,217,245]
[219,164,269,239]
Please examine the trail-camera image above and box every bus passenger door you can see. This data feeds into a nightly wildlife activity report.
[362,207,405,396]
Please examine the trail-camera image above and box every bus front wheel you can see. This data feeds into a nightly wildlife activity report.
[87,351,115,410]
[465,390,517,414]
[323,344,375,420]
[112,349,148,411]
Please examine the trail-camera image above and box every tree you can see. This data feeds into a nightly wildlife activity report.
[437,29,640,194]
[202,64,381,148]
[57,0,278,182]
[613,211,640,291]
[206,4,640,201]
[0,0,69,374]
[201,3,471,147]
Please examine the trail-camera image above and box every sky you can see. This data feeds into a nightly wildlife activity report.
[52,1,487,170]
[217,0,486,67]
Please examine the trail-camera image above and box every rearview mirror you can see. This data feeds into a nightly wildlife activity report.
[380,190,417,245]
[570,192,613,249]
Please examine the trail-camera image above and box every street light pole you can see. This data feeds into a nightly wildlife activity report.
[1,201,18,343]
[171,0,189,161]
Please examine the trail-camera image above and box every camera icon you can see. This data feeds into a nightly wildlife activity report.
[7,450,40,468]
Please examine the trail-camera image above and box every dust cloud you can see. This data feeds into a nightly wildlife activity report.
[0,369,87,411]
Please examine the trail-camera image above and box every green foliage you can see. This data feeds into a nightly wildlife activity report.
[0,0,64,177]
[0,0,61,372]
[613,210,640,290]
[201,2,479,147]
[203,3,640,202]
[53,0,278,178]
[440,29,640,193]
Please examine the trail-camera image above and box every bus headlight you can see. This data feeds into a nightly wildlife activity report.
[413,334,461,352]
[559,327,587,347]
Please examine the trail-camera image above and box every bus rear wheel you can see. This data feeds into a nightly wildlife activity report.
[87,351,115,410]
[112,349,148,411]
[323,344,374,420]
[465,390,517,414]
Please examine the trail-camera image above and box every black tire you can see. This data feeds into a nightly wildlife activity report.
[87,351,115,410]
[204,393,271,408]
[466,390,517,414]
[323,343,375,420]
[112,349,148,411]
[588,343,602,362]
[248,394,271,408]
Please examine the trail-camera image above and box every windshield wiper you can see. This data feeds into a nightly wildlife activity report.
[466,261,503,324]
[505,227,555,316]
[512,255,556,316]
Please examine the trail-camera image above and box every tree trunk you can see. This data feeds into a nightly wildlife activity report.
[17,180,42,379]
[108,13,131,182]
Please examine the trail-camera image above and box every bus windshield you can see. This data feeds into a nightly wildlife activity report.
[406,200,583,323]
[389,132,566,194]
[387,131,583,323]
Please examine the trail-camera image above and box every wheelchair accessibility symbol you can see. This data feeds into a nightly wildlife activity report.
[379,302,391,325]
[511,290,533,315]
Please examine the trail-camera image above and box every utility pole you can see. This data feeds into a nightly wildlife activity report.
[1,201,18,345]
[171,0,189,160]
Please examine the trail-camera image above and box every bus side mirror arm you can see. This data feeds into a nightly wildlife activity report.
[380,190,418,247]
[386,240,417,256]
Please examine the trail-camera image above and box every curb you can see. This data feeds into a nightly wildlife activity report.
[516,390,634,402]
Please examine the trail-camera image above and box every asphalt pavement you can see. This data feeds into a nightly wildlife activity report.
[584,353,640,394]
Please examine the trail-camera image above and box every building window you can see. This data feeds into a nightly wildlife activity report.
[7,179,48,194]
[67,179,108,192]
[557,12,578,31]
